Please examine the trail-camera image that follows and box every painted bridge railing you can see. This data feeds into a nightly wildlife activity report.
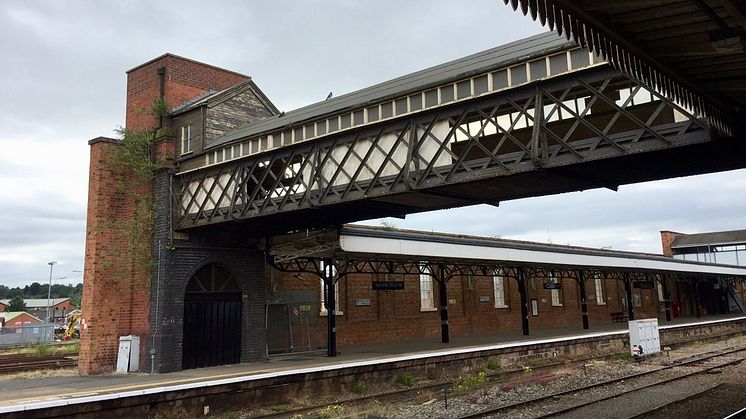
[174,67,712,229]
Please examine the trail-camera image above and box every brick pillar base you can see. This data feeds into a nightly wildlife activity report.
[79,137,152,374]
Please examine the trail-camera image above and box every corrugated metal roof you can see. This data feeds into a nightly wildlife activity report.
[207,31,575,150]
[0,298,70,308]
[671,229,746,248]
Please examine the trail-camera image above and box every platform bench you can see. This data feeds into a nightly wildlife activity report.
[611,312,628,323]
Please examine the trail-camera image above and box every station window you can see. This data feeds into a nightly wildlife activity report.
[180,125,193,155]
[550,275,562,306]
[319,261,341,315]
[657,281,665,302]
[493,270,508,308]
[420,264,435,311]
[595,274,606,305]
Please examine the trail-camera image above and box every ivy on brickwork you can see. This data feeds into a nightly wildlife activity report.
[107,127,162,253]
[150,96,170,118]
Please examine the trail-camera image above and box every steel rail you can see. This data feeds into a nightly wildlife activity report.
[455,346,746,419]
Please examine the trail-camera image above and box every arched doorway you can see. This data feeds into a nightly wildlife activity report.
[182,264,242,369]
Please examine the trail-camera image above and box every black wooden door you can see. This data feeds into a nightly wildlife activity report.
[182,292,242,369]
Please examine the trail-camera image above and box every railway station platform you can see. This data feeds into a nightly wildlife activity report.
[1,314,745,417]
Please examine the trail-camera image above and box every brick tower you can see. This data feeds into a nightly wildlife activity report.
[80,54,250,374]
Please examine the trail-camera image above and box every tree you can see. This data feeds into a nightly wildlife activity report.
[7,295,26,312]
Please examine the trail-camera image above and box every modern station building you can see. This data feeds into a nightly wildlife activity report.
[81,32,746,375]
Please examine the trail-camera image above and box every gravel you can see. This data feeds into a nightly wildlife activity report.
[370,335,746,419]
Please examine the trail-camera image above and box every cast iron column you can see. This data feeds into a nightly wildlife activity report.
[437,264,450,344]
[662,275,672,322]
[578,270,589,330]
[323,258,336,357]
[693,278,701,318]
[517,267,530,336]
[624,273,635,321]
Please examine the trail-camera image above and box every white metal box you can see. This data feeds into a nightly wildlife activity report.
[116,335,140,373]
[628,318,660,357]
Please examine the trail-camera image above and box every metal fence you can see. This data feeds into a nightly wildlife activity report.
[265,302,316,355]
[0,324,54,347]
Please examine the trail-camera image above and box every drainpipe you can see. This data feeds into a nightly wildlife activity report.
[157,67,166,129]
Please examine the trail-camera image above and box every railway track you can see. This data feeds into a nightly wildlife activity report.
[0,353,78,375]
[252,345,746,419]
[454,345,746,419]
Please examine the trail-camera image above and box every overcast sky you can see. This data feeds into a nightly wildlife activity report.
[1,1,745,289]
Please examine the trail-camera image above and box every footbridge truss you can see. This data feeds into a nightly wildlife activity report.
[174,44,740,233]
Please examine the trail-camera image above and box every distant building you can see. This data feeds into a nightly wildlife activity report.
[0,311,43,328]
[661,230,746,266]
[0,298,73,324]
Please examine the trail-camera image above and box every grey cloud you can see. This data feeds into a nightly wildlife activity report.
[1,1,742,288]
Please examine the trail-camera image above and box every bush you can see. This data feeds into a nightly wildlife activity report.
[32,343,50,356]
[352,381,365,394]
[486,357,501,370]
[395,372,415,387]
[451,371,487,396]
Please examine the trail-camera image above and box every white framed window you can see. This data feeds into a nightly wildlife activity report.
[550,275,562,306]
[493,270,508,308]
[319,261,342,316]
[657,281,665,302]
[180,125,193,154]
[420,264,436,311]
[594,274,606,305]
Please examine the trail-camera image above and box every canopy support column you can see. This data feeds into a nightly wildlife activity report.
[437,264,450,344]
[578,270,589,330]
[624,273,635,321]
[322,258,337,357]
[517,267,530,336]
[692,278,701,318]
[662,275,672,322]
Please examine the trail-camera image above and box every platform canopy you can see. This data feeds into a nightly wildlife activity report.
[267,225,746,279]
[501,0,746,132]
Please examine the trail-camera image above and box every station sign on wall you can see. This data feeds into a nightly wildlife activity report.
[372,281,405,290]
[543,281,562,290]
[633,280,655,289]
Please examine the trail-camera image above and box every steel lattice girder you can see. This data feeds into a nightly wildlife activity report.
[174,67,714,230]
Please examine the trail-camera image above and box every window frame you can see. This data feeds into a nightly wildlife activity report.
[550,275,563,307]
[319,261,343,316]
[180,124,193,155]
[493,270,509,309]
[419,264,437,312]
[594,274,606,305]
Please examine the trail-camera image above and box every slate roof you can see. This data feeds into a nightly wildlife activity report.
[208,31,576,150]
[170,79,280,116]
[671,230,746,249]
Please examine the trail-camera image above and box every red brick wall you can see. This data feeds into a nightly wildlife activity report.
[82,55,250,374]
[125,54,249,129]
[80,138,153,374]
[2,313,41,327]
[660,230,683,257]
[271,269,671,349]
